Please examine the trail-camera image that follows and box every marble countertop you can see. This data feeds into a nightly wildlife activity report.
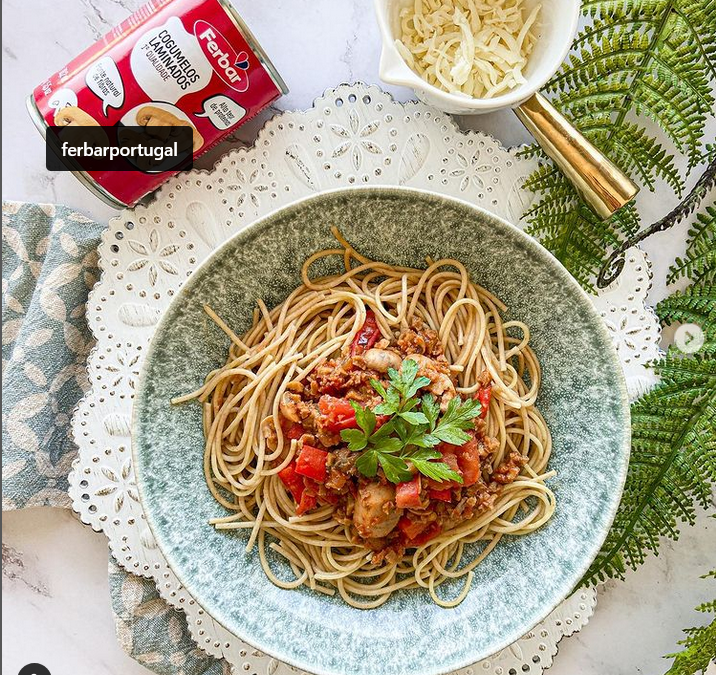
[2,0,715,674]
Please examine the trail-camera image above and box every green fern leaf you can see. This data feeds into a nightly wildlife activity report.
[582,352,716,584]
[668,204,716,286]
[663,567,716,675]
[525,180,639,292]
[657,286,716,355]
[663,617,716,675]
[525,0,716,289]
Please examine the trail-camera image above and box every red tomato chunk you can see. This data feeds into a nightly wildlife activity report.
[395,475,422,508]
[296,491,317,515]
[350,309,382,355]
[278,463,304,502]
[295,443,329,482]
[428,488,453,502]
[318,395,359,432]
[476,385,492,419]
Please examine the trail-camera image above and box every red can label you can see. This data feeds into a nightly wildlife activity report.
[32,0,285,206]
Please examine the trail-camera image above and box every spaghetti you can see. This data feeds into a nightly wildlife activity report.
[174,229,555,608]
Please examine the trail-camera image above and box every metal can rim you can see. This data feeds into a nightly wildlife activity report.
[26,96,131,209]
[217,0,289,97]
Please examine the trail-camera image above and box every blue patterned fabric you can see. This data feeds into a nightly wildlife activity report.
[2,200,225,674]
[2,201,102,509]
[108,556,225,675]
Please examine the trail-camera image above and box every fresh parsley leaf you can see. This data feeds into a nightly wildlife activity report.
[374,386,400,415]
[386,366,403,393]
[400,358,419,387]
[368,421,394,441]
[400,425,424,447]
[399,411,429,425]
[387,359,431,400]
[356,450,379,477]
[410,448,442,461]
[406,375,431,399]
[341,428,368,451]
[440,396,481,428]
[377,454,413,483]
[421,395,441,430]
[404,428,435,448]
[373,437,403,454]
[399,396,419,413]
[350,400,376,436]
[430,397,480,445]
[374,401,396,416]
[392,417,408,443]
[432,427,472,445]
[346,358,475,484]
[412,458,463,484]
[370,378,387,399]
[420,434,441,447]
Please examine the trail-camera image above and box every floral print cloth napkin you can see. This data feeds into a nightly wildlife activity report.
[2,201,224,675]
[2,201,100,509]
[109,557,225,675]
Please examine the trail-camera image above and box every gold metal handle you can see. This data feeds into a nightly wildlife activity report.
[514,92,639,220]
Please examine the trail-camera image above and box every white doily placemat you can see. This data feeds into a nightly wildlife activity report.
[69,83,659,675]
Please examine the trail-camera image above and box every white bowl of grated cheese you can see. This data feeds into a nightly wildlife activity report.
[373,0,639,223]
[374,0,580,114]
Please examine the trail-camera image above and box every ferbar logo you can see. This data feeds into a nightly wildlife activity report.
[194,20,250,93]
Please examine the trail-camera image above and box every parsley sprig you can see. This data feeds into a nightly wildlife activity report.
[340,358,482,485]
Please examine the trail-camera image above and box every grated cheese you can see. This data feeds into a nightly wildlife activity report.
[395,0,541,99]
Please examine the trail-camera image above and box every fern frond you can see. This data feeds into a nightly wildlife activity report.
[608,122,684,194]
[582,352,716,584]
[663,568,716,675]
[668,204,716,286]
[525,0,716,289]
[657,286,716,355]
[525,181,639,291]
[581,0,670,17]
[664,618,716,675]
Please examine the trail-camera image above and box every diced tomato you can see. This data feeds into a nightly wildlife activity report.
[456,436,481,486]
[280,417,305,441]
[475,385,492,419]
[409,522,442,546]
[398,516,428,541]
[442,452,460,473]
[278,463,304,503]
[317,395,386,433]
[295,443,329,482]
[319,491,339,505]
[428,488,453,502]
[350,310,381,355]
[398,517,442,546]
[296,491,317,515]
[395,475,421,508]
[430,447,462,488]
[438,436,482,487]
[318,395,359,432]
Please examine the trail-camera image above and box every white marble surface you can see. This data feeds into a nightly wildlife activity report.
[2,0,715,674]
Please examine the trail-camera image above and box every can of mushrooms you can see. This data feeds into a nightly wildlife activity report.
[28,0,287,208]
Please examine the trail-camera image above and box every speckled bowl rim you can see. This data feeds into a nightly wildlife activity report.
[132,185,630,675]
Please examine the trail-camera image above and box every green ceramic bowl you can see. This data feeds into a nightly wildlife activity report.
[133,187,630,675]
